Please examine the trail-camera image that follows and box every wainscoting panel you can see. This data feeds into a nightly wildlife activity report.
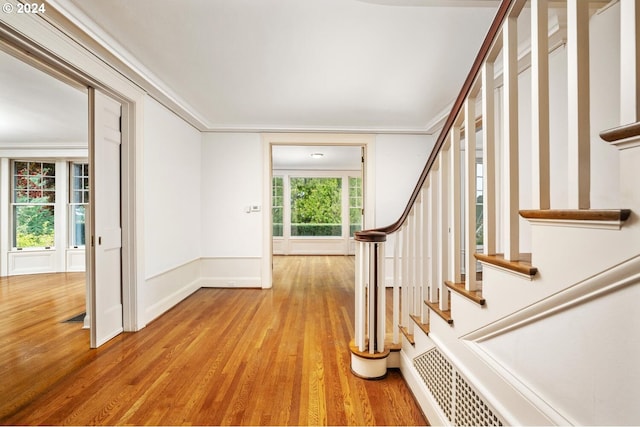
[8,251,56,275]
[66,249,86,272]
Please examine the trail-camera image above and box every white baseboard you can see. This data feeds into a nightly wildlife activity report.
[144,257,263,323]
[144,259,201,324]
[199,257,262,288]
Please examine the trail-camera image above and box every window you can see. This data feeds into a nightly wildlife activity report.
[290,177,342,237]
[349,176,362,237]
[69,163,89,247]
[12,161,56,249]
[272,176,284,237]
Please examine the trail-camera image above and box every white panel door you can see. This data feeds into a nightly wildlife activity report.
[89,88,123,348]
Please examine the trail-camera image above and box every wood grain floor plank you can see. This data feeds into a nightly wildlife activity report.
[1,256,427,425]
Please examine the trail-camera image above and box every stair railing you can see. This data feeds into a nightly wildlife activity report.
[350,0,639,379]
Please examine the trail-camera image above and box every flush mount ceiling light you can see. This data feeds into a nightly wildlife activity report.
[310,152,324,159]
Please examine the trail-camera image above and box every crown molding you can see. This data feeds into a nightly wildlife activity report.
[44,0,210,131]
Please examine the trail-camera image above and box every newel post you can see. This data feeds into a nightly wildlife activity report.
[350,230,389,379]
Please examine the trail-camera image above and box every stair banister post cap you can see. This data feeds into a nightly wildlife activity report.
[354,230,387,243]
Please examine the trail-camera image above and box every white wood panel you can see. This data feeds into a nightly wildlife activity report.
[90,89,123,348]
[66,249,86,272]
[8,251,56,275]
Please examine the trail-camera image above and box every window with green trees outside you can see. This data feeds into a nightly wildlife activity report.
[272,176,284,237]
[290,177,342,237]
[12,161,56,249]
[349,176,362,237]
[69,162,89,247]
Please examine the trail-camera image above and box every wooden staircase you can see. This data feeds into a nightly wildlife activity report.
[351,0,640,425]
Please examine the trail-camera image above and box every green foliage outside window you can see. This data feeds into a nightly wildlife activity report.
[349,176,362,236]
[14,204,56,248]
[290,177,342,236]
[13,161,56,248]
[70,163,89,247]
[272,176,284,237]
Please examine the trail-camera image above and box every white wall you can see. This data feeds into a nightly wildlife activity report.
[200,132,432,252]
[142,95,202,321]
[374,134,435,228]
[143,95,202,277]
[200,132,263,257]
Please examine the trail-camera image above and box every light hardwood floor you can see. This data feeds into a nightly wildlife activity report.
[1,256,427,425]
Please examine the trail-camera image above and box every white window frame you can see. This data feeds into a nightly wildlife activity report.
[69,162,89,248]
[11,160,57,251]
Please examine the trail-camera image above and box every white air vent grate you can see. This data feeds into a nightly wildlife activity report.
[455,372,504,426]
[414,348,505,426]
[414,348,453,421]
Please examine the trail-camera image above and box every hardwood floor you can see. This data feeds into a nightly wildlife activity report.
[1,256,427,425]
[0,272,89,421]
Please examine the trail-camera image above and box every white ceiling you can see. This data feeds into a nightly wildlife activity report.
[272,145,362,171]
[51,0,499,133]
[0,48,87,144]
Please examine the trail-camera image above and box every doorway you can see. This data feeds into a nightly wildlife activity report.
[261,134,376,289]
[0,41,129,347]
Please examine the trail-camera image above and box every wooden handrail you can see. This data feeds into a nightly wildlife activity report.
[600,121,640,143]
[356,0,515,240]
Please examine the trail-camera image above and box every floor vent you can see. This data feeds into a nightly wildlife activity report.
[414,348,505,426]
[414,347,453,421]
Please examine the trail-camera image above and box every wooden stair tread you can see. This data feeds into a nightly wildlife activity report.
[399,326,414,345]
[445,281,485,306]
[475,252,537,277]
[385,334,402,352]
[425,301,453,325]
[520,209,631,222]
[409,314,430,336]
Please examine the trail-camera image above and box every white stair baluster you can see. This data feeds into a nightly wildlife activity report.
[567,0,591,209]
[620,0,640,124]
[531,0,551,210]
[465,97,478,291]
[503,13,520,260]
[482,60,497,255]
[449,126,462,283]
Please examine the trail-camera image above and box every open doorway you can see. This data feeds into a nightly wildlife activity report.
[1,37,127,338]
[261,134,376,289]
[0,48,89,278]
[271,145,363,256]
[0,45,93,418]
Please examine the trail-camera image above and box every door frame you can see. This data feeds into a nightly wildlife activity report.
[0,17,144,333]
[261,133,376,289]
